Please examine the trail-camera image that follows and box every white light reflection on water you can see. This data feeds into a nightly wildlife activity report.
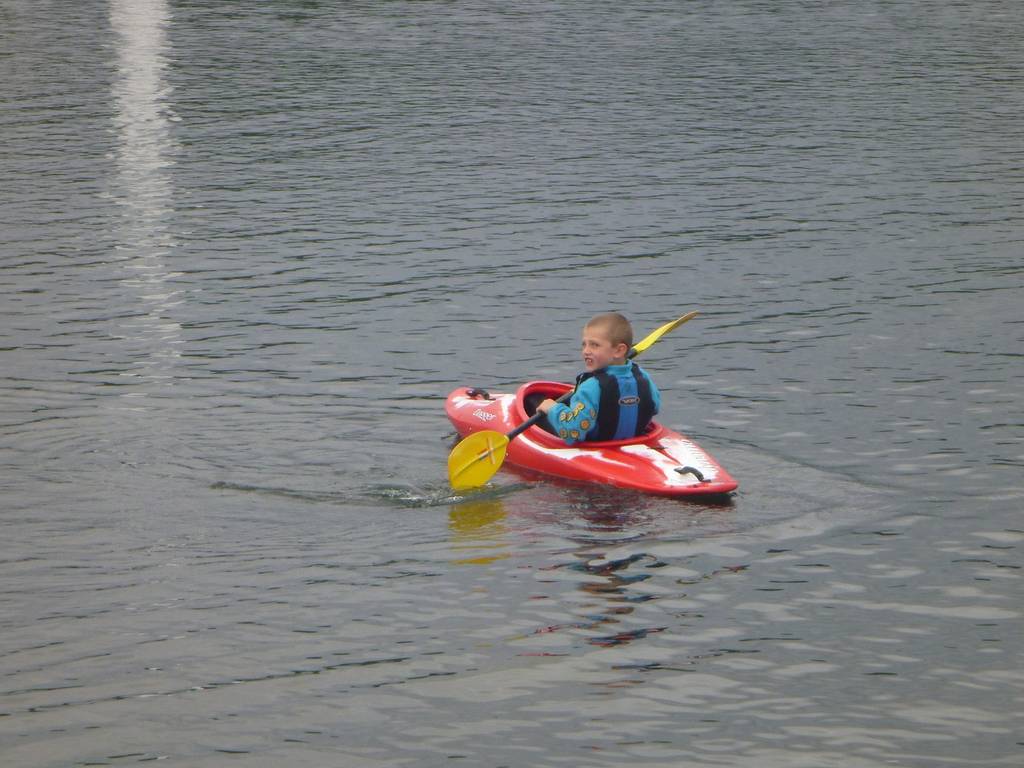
[109,0,183,391]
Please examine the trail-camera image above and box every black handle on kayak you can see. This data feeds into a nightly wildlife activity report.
[505,343,641,441]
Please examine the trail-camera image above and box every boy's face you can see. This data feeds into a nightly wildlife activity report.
[581,325,628,371]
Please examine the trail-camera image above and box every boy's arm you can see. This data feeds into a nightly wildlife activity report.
[538,381,601,445]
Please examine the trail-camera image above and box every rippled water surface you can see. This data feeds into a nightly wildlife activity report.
[2,1,1022,766]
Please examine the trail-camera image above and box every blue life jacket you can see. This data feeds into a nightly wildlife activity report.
[576,362,657,441]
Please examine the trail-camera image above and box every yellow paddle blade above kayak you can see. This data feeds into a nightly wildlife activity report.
[630,310,699,357]
[448,430,510,491]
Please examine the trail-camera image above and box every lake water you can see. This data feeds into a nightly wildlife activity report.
[2,1,1022,766]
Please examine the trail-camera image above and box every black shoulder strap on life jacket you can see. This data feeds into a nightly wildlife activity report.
[591,369,621,441]
[632,363,655,435]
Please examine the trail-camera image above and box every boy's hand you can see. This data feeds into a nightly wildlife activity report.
[537,398,556,414]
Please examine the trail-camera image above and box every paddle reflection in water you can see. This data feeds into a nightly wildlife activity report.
[448,498,511,566]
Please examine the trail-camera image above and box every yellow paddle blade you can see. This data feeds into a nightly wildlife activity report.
[448,430,510,491]
[631,310,699,357]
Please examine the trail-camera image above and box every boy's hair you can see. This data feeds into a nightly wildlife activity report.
[586,312,634,349]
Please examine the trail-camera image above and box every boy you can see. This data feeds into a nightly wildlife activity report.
[537,312,661,445]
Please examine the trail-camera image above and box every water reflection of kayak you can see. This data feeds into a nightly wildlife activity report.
[446,381,738,497]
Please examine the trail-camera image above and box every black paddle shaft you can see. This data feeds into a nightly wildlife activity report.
[506,388,572,441]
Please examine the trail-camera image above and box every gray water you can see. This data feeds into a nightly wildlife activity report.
[2,0,1022,765]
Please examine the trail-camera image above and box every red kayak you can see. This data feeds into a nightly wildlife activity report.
[446,381,738,497]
